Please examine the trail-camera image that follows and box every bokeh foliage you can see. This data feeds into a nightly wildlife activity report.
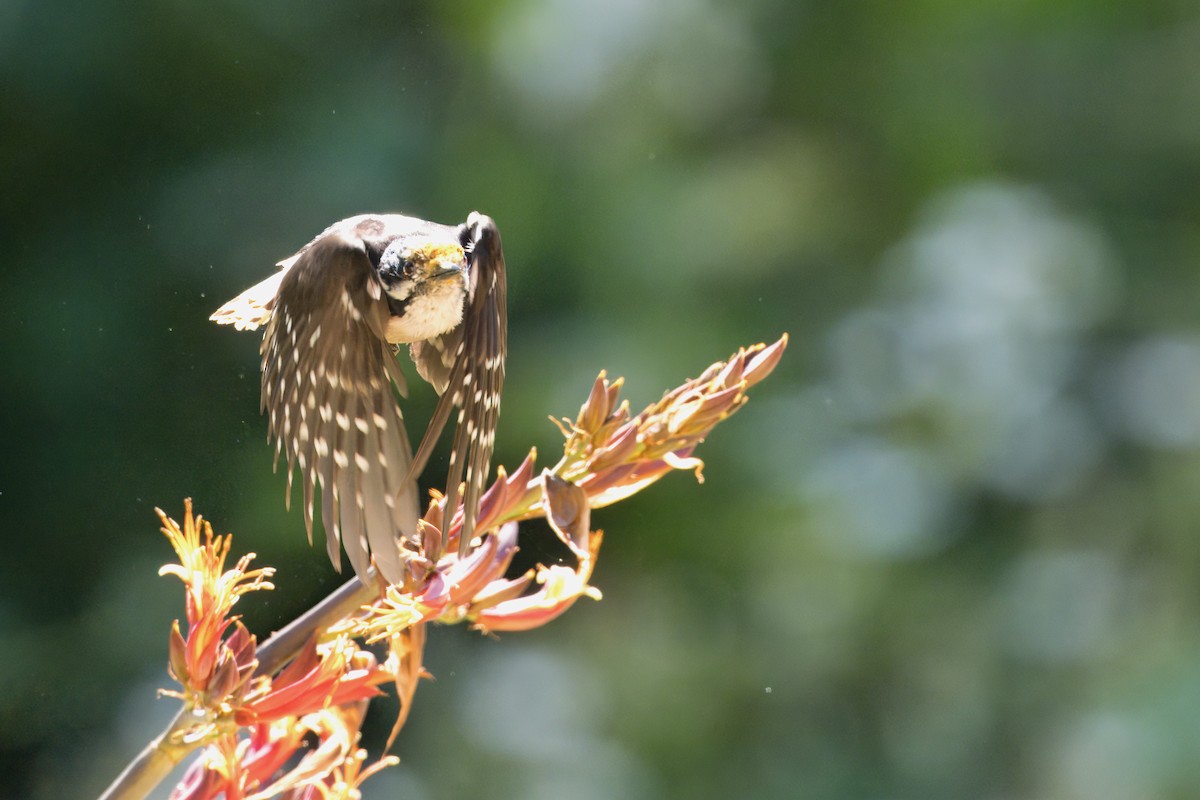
[2,1,1199,798]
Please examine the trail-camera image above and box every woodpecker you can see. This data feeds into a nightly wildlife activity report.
[211,212,507,584]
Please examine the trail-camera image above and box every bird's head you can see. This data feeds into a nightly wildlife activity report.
[378,235,470,343]
[378,237,468,304]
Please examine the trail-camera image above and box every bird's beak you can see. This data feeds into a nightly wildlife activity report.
[428,261,465,280]
[422,242,468,280]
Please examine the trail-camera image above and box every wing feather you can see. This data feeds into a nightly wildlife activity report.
[410,214,507,556]
[260,233,417,583]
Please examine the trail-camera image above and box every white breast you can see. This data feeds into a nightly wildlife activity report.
[384,280,466,344]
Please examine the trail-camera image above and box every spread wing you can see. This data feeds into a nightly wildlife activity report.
[209,269,284,331]
[409,213,507,557]
[261,232,418,584]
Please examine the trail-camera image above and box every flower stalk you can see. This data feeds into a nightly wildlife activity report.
[97,335,786,800]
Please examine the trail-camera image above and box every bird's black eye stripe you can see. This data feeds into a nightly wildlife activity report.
[377,240,419,278]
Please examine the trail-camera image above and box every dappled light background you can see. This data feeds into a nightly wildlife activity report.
[3,2,1199,798]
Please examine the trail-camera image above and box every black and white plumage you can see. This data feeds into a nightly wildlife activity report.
[211,212,507,583]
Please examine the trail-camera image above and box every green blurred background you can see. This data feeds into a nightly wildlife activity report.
[3,1,1200,798]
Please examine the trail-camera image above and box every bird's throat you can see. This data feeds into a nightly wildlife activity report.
[384,282,466,344]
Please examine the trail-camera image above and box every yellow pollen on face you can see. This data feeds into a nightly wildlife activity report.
[409,242,465,275]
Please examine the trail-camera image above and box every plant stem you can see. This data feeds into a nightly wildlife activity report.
[95,707,192,800]
[254,575,377,675]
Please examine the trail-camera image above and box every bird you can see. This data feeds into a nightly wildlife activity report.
[210,212,507,584]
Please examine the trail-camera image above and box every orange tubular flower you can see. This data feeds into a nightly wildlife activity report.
[170,705,395,800]
[470,474,602,632]
[564,334,790,507]
[157,501,396,799]
[235,636,389,726]
[158,500,274,707]
[432,335,790,551]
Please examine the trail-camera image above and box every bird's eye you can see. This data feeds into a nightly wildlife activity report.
[379,243,417,279]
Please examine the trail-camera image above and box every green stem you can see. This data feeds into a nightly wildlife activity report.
[95,707,194,800]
